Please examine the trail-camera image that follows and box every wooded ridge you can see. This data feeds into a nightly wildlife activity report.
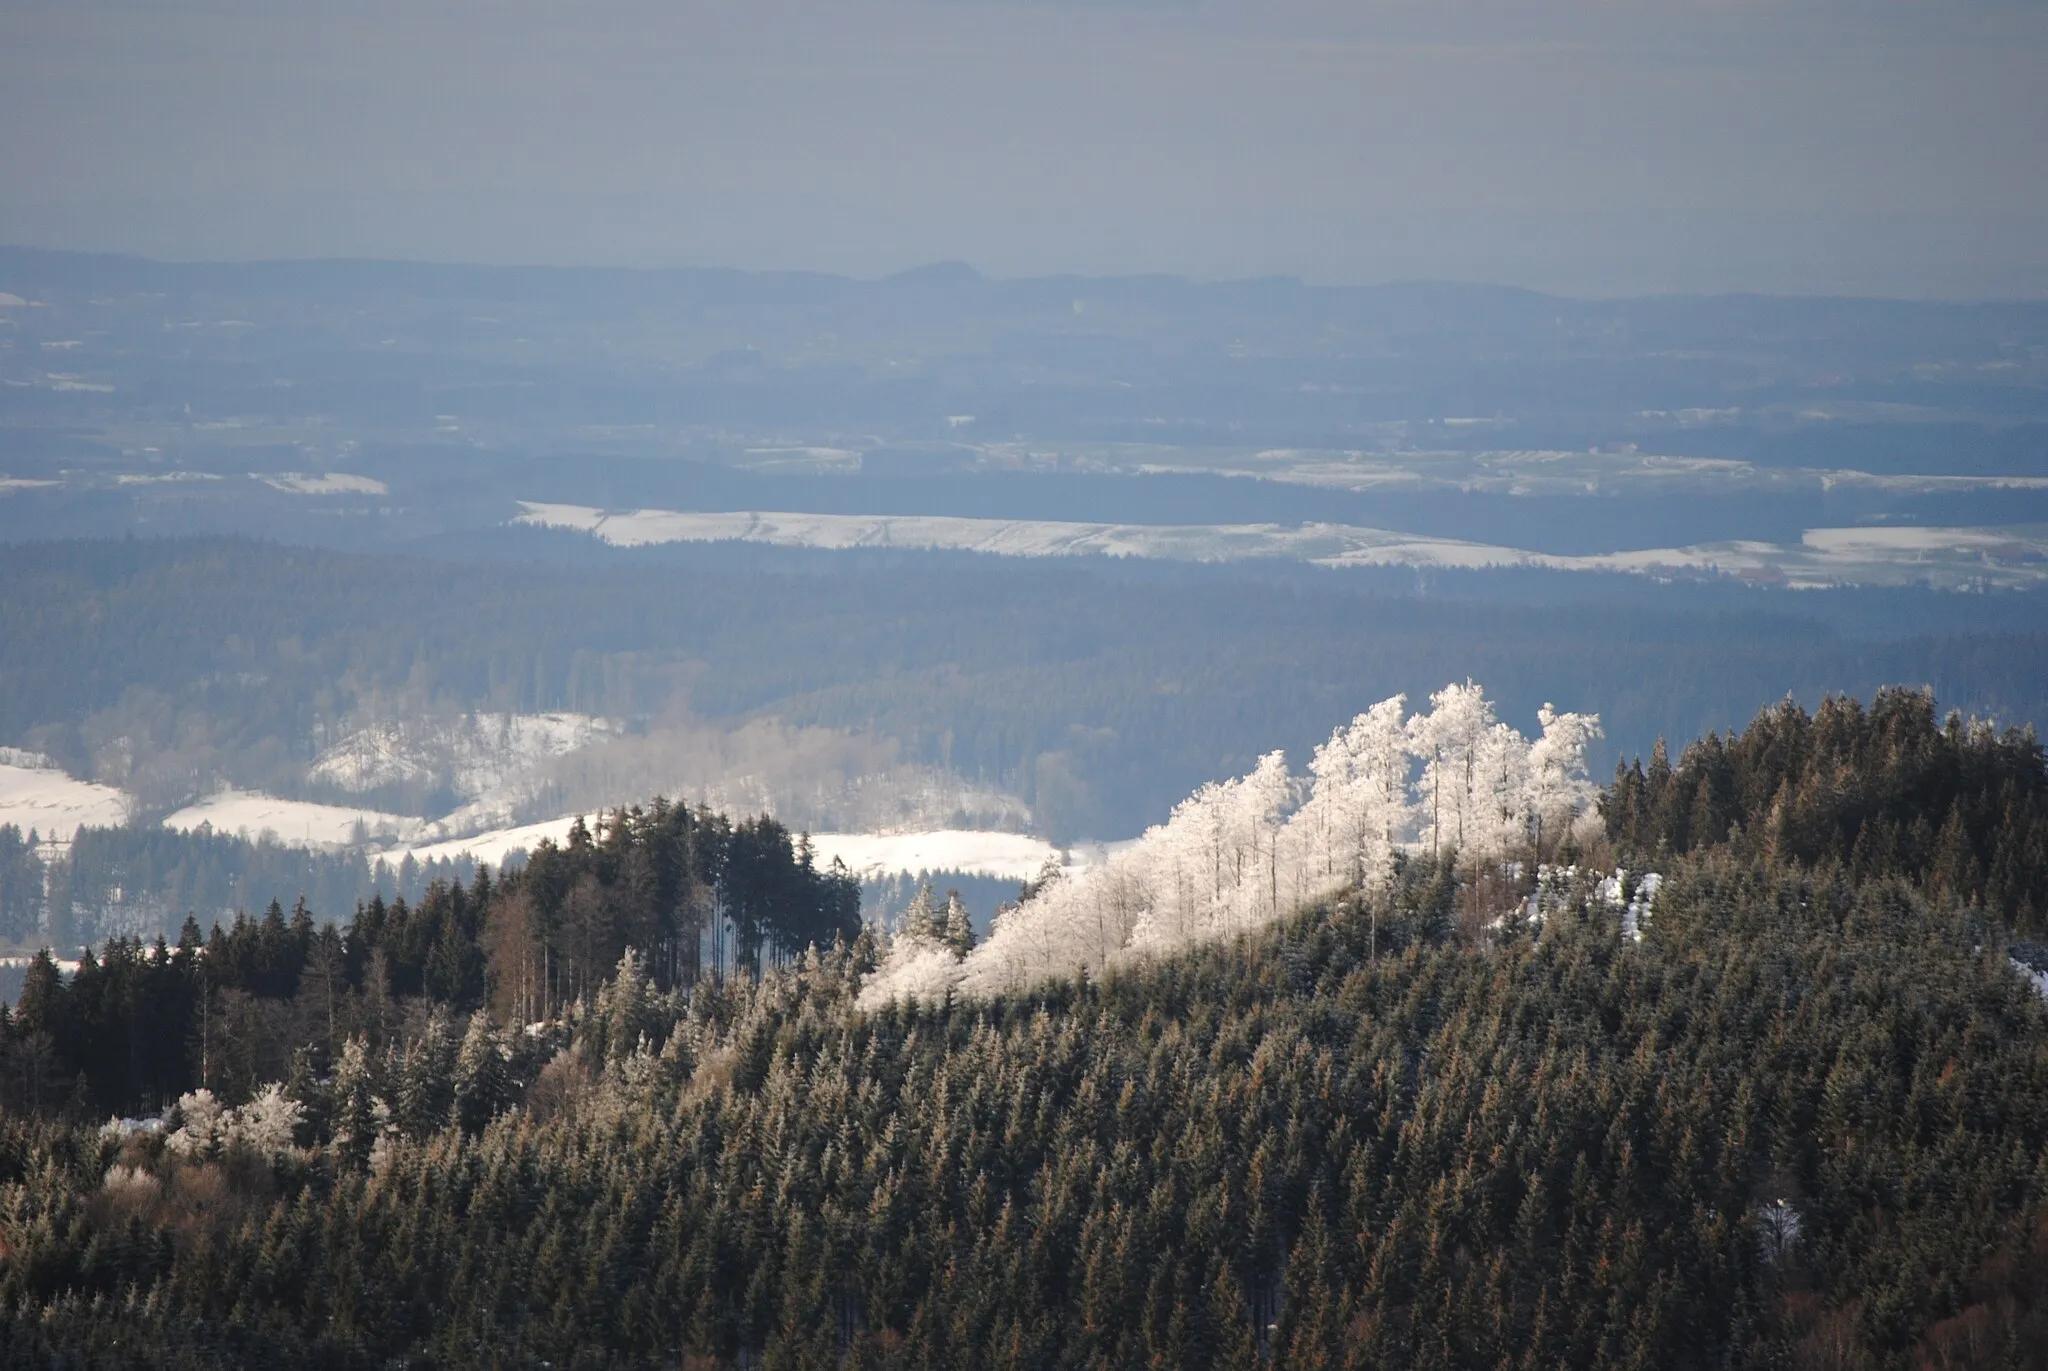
[1,688,2045,1369]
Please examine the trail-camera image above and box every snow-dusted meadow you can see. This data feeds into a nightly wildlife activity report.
[371,816,584,870]
[807,830,1063,883]
[516,501,2048,590]
[862,683,1604,1006]
[257,472,389,496]
[514,501,1552,568]
[161,791,422,850]
[0,752,131,839]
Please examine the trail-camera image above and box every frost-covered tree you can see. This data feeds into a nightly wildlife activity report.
[1237,752,1298,928]
[868,683,1602,1006]
[899,884,941,947]
[595,947,651,1064]
[1408,681,1498,859]
[228,1082,304,1161]
[1474,720,1534,859]
[864,881,985,1003]
[164,1089,226,1161]
[1528,703,1603,853]
[1302,696,1411,890]
[940,892,976,957]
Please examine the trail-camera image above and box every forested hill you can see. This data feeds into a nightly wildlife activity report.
[4,692,2048,1368]
[1603,687,2048,929]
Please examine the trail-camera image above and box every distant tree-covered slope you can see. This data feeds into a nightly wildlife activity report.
[2,692,2048,1367]
[5,536,2047,837]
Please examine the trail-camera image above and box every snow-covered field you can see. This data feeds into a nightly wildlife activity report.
[1573,526,2048,590]
[806,830,1062,882]
[258,472,389,496]
[373,817,583,869]
[0,757,130,838]
[517,501,2048,590]
[114,471,222,486]
[1106,445,2048,500]
[515,501,1556,568]
[163,791,421,849]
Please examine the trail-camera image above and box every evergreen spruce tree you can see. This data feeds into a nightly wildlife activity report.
[941,891,976,957]
[900,884,940,948]
[395,1013,456,1139]
[453,1009,508,1135]
[330,1036,381,1172]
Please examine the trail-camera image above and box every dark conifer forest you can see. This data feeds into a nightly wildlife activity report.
[4,691,2048,1368]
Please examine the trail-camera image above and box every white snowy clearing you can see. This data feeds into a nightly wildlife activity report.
[738,446,861,473]
[258,472,389,496]
[861,683,1602,1007]
[373,817,584,870]
[113,471,222,486]
[1578,525,2048,589]
[514,501,1528,567]
[1091,444,2048,500]
[805,830,1062,883]
[0,756,131,838]
[162,791,422,849]
[515,502,2048,590]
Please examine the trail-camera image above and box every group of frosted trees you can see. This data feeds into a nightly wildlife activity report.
[867,682,1600,1003]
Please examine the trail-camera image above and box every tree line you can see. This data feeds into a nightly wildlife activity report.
[0,822,434,953]
[0,800,858,1122]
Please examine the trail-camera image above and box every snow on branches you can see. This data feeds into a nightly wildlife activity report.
[861,683,1600,1006]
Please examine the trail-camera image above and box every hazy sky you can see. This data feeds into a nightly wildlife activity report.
[4,0,2046,295]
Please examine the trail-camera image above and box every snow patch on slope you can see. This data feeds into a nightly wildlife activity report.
[807,830,1063,883]
[374,817,583,870]
[0,759,131,839]
[163,791,421,849]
